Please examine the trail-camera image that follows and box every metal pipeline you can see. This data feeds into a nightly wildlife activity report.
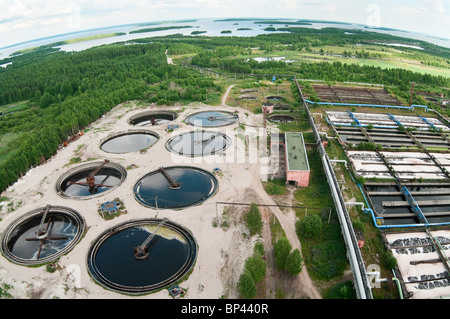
[345,202,365,210]
[392,269,404,299]
[322,154,370,299]
[330,159,348,168]
[318,132,337,139]
[366,271,388,284]
[306,100,428,111]
[325,116,398,129]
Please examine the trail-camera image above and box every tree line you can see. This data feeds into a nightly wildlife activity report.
[0,42,222,192]
[1,29,449,192]
[146,31,449,93]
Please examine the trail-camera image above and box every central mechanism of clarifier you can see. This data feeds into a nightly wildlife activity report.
[25,205,69,259]
[159,167,181,190]
[134,166,217,209]
[134,218,168,260]
[1,206,85,266]
[165,130,231,157]
[185,110,239,128]
[56,160,127,199]
[35,204,51,239]
[87,218,197,295]
[67,160,113,193]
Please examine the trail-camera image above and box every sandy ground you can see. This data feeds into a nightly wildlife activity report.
[0,88,321,299]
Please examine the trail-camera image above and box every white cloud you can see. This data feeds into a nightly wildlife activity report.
[1,0,29,20]
[0,0,449,49]
[278,0,298,10]
[425,0,445,13]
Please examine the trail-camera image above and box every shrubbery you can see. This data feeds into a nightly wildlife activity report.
[325,281,357,299]
[238,271,257,299]
[238,243,266,299]
[296,214,322,239]
[285,248,303,276]
[245,203,263,235]
[274,237,292,270]
[273,237,303,275]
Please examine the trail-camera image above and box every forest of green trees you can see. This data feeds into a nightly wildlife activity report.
[0,42,220,192]
[1,28,449,192]
[183,37,449,93]
[149,29,449,97]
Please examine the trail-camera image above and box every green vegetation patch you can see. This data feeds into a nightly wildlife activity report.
[294,148,347,280]
[0,100,31,115]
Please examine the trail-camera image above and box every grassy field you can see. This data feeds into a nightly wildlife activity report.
[224,79,299,113]
[0,132,23,162]
[0,100,30,115]
[246,44,450,78]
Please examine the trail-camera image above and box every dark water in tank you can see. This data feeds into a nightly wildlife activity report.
[186,111,238,127]
[266,96,283,101]
[7,214,79,260]
[91,226,189,287]
[101,133,158,153]
[134,167,216,209]
[167,131,230,156]
[131,114,174,126]
[61,168,121,197]
[269,115,294,123]
[367,185,450,225]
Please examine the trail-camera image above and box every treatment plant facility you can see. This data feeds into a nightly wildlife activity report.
[303,86,450,299]
[1,69,450,300]
[0,94,287,299]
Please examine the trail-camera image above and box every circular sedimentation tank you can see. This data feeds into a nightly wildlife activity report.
[134,166,217,209]
[268,114,295,123]
[185,110,239,127]
[100,130,159,154]
[165,130,231,157]
[87,218,197,295]
[55,160,126,199]
[128,110,178,127]
[0,205,85,266]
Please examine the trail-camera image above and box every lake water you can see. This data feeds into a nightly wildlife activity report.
[1,18,449,58]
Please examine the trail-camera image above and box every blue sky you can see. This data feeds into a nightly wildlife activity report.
[1,0,449,48]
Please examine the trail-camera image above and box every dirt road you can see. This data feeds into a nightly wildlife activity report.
[222,84,234,106]
[221,83,321,299]
[257,185,322,299]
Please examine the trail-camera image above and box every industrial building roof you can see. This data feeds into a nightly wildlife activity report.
[285,132,310,172]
